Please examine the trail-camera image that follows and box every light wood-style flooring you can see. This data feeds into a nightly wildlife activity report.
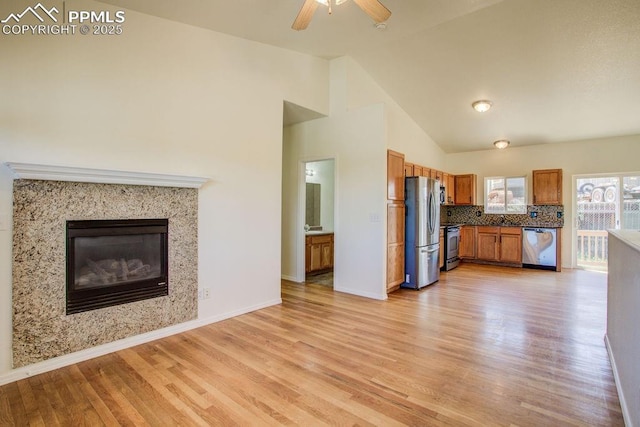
[0,264,623,426]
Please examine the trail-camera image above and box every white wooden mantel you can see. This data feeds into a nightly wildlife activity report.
[4,162,209,188]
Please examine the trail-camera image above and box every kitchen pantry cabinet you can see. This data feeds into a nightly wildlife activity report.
[475,226,522,264]
[306,233,334,273]
[387,149,406,292]
[387,150,405,201]
[532,169,562,205]
[454,174,477,205]
[459,226,476,259]
[387,202,405,291]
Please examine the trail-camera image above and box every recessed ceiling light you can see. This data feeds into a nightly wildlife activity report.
[472,100,492,113]
[493,140,510,149]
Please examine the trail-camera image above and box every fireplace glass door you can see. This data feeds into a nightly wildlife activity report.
[66,219,169,314]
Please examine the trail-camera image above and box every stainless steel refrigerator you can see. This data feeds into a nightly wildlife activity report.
[402,176,441,289]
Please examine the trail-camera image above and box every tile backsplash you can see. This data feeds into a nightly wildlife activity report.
[441,204,564,227]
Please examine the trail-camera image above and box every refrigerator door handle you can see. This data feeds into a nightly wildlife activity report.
[428,192,436,235]
[421,246,439,254]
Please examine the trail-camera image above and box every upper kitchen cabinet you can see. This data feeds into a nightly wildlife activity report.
[533,169,563,205]
[404,162,414,177]
[454,174,477,205]
[446,174,455,204]
[387,150,405,201]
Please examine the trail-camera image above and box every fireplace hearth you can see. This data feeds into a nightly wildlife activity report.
[66,219,169,314]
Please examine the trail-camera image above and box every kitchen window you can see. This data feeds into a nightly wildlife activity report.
[485,176,526,214]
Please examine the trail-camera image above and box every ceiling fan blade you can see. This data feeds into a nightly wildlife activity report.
[292,0,319,31]
[352,0,391,23]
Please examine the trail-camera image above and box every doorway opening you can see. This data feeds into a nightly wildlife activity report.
[575,174,640,271]
[303,159,335,287]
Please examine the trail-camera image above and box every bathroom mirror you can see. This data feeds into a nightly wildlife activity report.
[305,183,321,227]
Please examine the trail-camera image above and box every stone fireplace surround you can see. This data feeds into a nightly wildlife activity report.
[8,163,207,368]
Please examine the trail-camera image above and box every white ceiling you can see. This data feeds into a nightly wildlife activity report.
[98,0,640,153]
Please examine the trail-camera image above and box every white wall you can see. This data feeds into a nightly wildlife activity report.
[446,135,640,267]
[0,0,329,375]
[281,56,446,297]
[341,58,447,169]
[283,104,387,299]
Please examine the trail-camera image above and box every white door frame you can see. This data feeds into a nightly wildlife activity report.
[296,157,337,283]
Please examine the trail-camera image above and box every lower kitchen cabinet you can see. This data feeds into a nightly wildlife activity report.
[306,233,334,273]
[387,202,405,291]
[459,226,476,259]
[474,226,522,264]
[477,226,500,261]
[499,227,522,263]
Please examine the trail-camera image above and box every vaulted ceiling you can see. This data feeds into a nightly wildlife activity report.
[98,0,640,153]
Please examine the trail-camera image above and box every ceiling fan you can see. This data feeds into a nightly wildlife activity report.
[292,0,391,31]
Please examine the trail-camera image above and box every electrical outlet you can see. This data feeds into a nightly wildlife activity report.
[203,288,211,299]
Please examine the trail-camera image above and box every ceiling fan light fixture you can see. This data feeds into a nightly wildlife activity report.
[472,100,492,113]
[314,0,349,5]
[493,140,510,149]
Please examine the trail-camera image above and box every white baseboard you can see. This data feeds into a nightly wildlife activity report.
[334,286,387,301]
[281,274,300,282]
[605,334,631,427]
[0,298,281,387]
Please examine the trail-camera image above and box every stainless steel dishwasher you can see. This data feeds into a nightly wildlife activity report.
[522,227,557,270]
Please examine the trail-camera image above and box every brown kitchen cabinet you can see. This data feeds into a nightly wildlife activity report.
[475,226,522,264]
[306,233,334,274]
[454,174,477,205]
[459,225,476,259]
[476,226,500,261]
[446,174,455,204]
[532,169,562,205]
[387,202,405,291]
[387,150,405,201]
[404,162,414,177]
[499,227,522,263]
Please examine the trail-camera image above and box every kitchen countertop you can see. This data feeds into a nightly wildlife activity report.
[441,223,563,228]
[305,230,334,236]
[609,229,640,253]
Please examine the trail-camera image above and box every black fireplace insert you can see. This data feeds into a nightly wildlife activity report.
[66,219,169,314]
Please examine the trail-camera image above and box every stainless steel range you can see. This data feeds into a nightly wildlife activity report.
[442,225,460,271]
